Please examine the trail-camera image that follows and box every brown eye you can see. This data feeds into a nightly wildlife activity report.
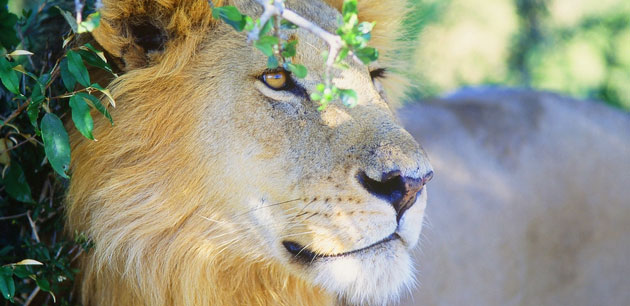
[262,70,288,90]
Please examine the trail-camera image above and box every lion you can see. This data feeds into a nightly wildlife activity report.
[65,0,432,305]
[398,88,630,305]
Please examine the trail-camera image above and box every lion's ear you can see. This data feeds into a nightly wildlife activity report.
[92,0,224,70]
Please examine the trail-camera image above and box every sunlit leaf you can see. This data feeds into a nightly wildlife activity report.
[342,0,358,18]
[354,47,378,64]
[260,18,274,36]
[286,63,307,78]
[267,56,279,69]
[90,83,116,107]
[212,6,247,31]
[280,19,298,30]
[78,12,100,33]
[14,259,43,266]
[255,35,279,57]
[7,50,33,58]
[281,40,298,58]
[41,113,71,178]
[339,88,358,107]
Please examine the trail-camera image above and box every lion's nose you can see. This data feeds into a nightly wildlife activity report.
[357,170,433,222]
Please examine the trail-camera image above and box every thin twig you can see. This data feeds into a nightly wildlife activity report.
[250,0,344,69]
[0,212,28,220]
[26,211,40,243]
[74,0,84,24]
[24,286,40,306]
[0,135,38,155]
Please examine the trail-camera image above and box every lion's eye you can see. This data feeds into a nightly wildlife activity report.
[262,69,289,90]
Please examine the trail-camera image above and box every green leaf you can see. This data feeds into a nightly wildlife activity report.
[280,19,298,30]
[30,82,45,105]
[70,95,95,140]
[340,88,358,107]
[0,163,34,203]
[35,277,50,292]
[260,18,274,36]
[336,47,349,62]
[0,7,19,49]
[56,6,78,33]
[90,83,116,107]
[354,47,379,64]
[286,63,307,79]
[342,0,358,18]
[254,35,279,57]
[27,103,40,128]
[66,50,91,87]
[358,22,375,34]
[78,12,100,33]
[244,16,255,32]
[281,40,298,58]
[14,259,43,266]
[0,57,20,94]
[12,266,32,279]
[59,58,76,91]
[212,6,247,31]
[41,113,71,178]
[267,56,279,69]
[0,267,14,301]
[310,92,322,101]
[77,49,113,74]
[77,92,113,125]
[36,277,56,302]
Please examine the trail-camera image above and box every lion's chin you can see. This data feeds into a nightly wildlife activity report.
[301,239,415,306]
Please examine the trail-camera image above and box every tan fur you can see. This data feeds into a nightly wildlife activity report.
[67,0,430,305]
[398,89,630,305]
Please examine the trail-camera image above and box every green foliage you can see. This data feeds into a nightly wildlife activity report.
[1,0,111,303]
[213,0,375,110]
[407,0,630,110]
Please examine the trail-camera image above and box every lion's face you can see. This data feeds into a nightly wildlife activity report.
[73,0,431,305]
[189,1,432,303]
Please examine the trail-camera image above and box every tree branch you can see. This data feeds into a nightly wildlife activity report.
[249,0,344,69]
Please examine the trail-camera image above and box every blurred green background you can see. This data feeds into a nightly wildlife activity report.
[406,0,630,110]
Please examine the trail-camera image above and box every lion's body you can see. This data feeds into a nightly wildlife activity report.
[398,89,630,305]
[66,0,432,305]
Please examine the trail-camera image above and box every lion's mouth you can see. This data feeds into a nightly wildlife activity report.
[283,233,401,264]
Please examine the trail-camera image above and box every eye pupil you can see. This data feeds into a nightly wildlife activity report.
[263,70,288,90]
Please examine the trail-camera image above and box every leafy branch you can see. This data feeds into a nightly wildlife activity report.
[0,1,108,303]
[212,0,379,110]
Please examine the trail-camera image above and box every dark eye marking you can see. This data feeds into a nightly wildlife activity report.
[370,68,387,80]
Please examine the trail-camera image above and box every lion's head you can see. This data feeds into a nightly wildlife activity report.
[67,0,432,305]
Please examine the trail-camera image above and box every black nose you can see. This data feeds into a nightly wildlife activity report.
[357,170,433,222]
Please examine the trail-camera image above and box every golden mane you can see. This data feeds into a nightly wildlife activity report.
[67,0,420,305]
